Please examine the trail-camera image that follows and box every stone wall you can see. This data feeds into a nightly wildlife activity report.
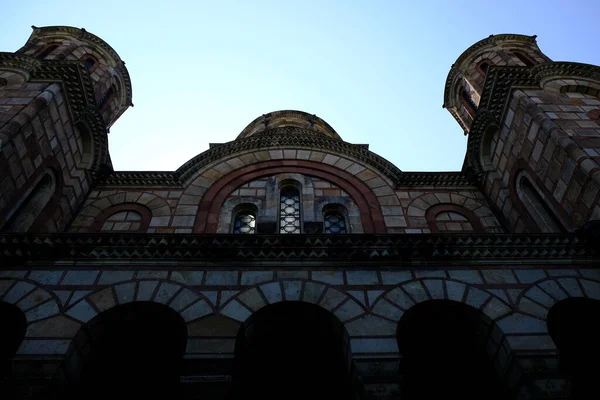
[1,265,598,398]
[0,82,91,232]
[482,81,600,233]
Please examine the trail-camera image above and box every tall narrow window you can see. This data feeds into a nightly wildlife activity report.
[518,174,564,232]
[323,205,348,234]
[231,204,258,234]
[478,62,490,76]
[512,51,535,67]
[279,186,301,234]
[85,58,96,70]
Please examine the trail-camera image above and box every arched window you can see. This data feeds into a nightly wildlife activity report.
[512,51,535,67]
[517,174,565,232]
[2,170,56,232]
[86,58,96,70]
[100,211,143,231]
[478,62,490,76]
[279,185,301,234]
[232,205,258,234]
[35,44,58,59]
[323,204,348,234]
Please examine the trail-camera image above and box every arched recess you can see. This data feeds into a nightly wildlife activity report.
[0,169,58,233]
[480,123,500,170]
[74,121,94,169]
[0,278,63,389]
[71,191,171,232]
[233,301,355,400]
[407,192,501,232]
[541,78,600,97]
[192,160,386,233]
[370,279,513,384]
[67,302,188,398]
[425,203,484,232]
[515,170,566,232]
[397,300,511,400]
[89,203,151,232]
[547,297,600,399]
[61,280,216,394]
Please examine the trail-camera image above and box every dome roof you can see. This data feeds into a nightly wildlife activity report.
[237,110,341,140]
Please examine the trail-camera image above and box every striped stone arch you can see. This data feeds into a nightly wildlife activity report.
[541,77,600,96]
[219,280,367,324]
[0,278,65,358]
[407,192,502,232]
[370,278,515,379]
[515,276,600,321]
[370,278,512,323]
[0,278,61,324]
[65,280,215,325]
[70,191,172,232]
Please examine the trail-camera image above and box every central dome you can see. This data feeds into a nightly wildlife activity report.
[237,110,341,140]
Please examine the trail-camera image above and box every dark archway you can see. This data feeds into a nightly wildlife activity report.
[397,300,509,400]
[73,302,187,399]
[0,302,27,395]
[233,302,353,400]
[548,297,600,399]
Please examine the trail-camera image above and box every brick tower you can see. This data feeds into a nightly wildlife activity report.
[1,27,599,399]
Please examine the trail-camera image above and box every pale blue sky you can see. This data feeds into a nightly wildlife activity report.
[2,1,599,172]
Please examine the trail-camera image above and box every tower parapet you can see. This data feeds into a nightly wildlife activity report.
[443,34,550,133]
[17,26,132,129]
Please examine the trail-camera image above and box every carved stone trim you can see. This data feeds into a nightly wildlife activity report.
[0,233,592,265]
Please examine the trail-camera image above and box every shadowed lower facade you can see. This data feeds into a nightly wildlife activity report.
[1,26,600,399]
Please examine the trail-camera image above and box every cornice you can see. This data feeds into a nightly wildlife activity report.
[98,128,405,186]
[0,233,593,266]
[396,172,476,187]
[0,52,41,76]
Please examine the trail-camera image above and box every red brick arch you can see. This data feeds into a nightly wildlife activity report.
[193,160,386,233]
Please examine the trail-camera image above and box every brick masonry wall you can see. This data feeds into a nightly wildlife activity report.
[482,83,600,232]
[1,265,597,396]
[78,150,501,234]
[0,82,91,232]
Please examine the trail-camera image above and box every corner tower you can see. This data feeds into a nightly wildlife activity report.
[445,34,600,233]
[0,26,132,233]
[443,34,550,134]
[17,26,133,129]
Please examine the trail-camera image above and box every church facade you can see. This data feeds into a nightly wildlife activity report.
[0,26,599,399]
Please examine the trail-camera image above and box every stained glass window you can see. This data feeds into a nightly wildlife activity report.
[324,212,347,234]
[279,187,301,234]
[233,213,256,234]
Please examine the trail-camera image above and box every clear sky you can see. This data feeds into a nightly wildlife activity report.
[2,1,599,172]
